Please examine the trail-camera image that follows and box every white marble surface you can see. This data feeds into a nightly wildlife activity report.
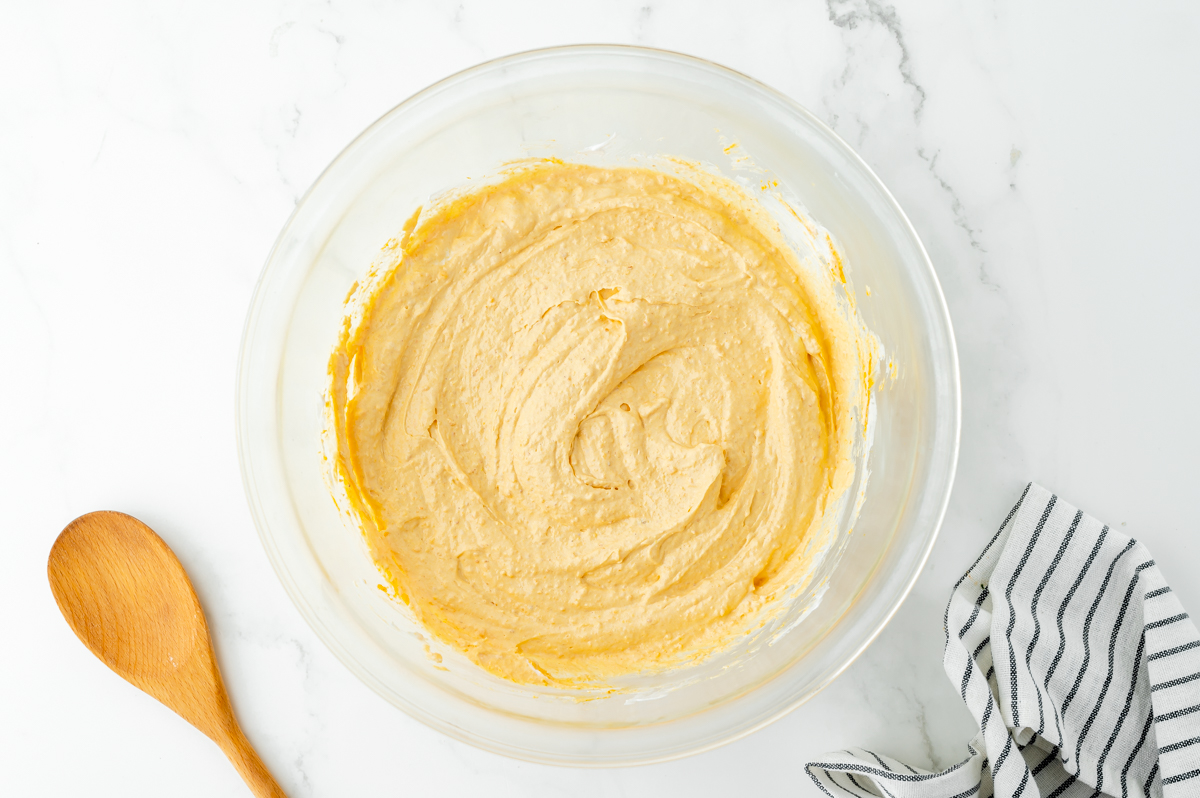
[4,1,1199,795]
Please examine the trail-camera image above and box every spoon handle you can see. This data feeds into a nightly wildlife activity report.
[219,724,289,798]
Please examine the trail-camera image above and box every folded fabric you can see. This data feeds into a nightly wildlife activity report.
[806,483,1200,798]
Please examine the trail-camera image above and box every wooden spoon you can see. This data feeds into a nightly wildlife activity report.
[47,511,287,797]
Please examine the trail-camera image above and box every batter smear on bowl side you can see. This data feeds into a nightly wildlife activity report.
[328,162,875,686]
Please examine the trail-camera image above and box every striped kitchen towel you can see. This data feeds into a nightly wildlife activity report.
[806,483,1200,797]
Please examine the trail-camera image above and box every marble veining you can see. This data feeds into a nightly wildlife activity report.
[827,0,927,119]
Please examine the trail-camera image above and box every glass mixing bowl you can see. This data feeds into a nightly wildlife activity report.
[236,46,959,766]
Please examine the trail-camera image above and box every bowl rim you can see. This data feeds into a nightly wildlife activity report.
[236,43,961,766]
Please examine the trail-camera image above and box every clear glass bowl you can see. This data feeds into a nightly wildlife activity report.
[236,46,959,766]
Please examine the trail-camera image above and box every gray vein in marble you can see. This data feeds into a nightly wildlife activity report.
[441,734,485,779]
[823,0,995,292]
[909,692,940,771]
[280,633,318,797]
[225,621,322,796]
[443,3,487,58]
[91,129,108,166]
[288,633,316,683]
[275,155,302,206]
[286,103,303,139]
[919,148,987,254]
[633,5,653,42]
[293,747,313,796]
[827,0,927,119]
[316,24,345,47]
[314,21,350,89]
[269,22,295,58]
[263,99,303,203]
[924,149,1000,292]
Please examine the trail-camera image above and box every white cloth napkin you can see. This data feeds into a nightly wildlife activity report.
[806,483,1200,798]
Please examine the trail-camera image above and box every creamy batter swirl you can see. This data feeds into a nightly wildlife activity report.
[329,163,870,685]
